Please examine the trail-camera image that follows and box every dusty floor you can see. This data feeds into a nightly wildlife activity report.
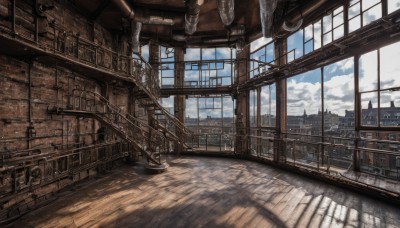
[11,156,400,227]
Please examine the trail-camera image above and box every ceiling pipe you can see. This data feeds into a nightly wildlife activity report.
[113,0,183,26]
[134,7,183,26]
[282,19,303,32]
[131,21,142,53]
[113,0,135,19]
[281,0,329,32]
[259,0,278,38]
[217,0,235,26]
[286,0,327,26]
[185,0,203,35]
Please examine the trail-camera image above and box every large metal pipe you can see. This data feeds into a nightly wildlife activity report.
[281,0,329,32]
[113,0,134,19]
[134,7,183,26]
[131,21,142,53]
[113,0,182,26]
[185,0,203,35]
[285,0,327,26]
[259,0,278,38]
[282,19,303,32]
[217,0,235,26]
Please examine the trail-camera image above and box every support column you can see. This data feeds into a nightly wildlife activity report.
[274,38,287,163]
[174,47,186,154]
[149,40,159,80]
[235,46,250,156]
[147,40,159,151]
[354,55,361,171]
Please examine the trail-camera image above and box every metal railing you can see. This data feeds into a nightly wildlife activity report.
[50,89,179,165]
[245,131,400,181]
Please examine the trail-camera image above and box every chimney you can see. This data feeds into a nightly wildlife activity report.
[391,101,395,108]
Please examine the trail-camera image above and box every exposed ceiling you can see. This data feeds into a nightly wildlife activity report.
[69,0,338,48]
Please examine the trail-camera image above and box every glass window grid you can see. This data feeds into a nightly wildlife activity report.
[249,42,275,79]
[359,43,400,128]
[185,95,235,150]
[184,47,235,87]
[159,46,175,88]
[348,0,382,33]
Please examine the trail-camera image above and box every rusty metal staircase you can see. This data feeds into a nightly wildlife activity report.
[48,89,190,167]
[130,59,192,150]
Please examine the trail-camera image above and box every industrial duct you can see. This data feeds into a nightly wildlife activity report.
[131,21,142,54]
[282,19,303,32]
[217,0,235,26]
[113,0,182,26]
[281,0,330,32]
[185,0,203,35]
[259,0,278,38]
[113,0,135,19]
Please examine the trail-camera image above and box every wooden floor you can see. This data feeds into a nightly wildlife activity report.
[11,156,400,228]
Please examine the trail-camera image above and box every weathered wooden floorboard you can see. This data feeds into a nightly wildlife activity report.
[10,156,400,228]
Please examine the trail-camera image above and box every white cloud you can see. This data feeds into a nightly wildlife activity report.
[250,37,272,52]
[141,45,149,62]
[287,78,321,116]
[185,48,201,61]
[324,73,354,115]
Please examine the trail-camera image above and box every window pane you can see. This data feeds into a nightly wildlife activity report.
[349,2,360,18]
[304,24,313,42]
[266,43,274,63]
[185,48,201,61]
[261,84,276,127]
[304,40,313,55]
[333,12,344,28]
[287,69,322,135]
[363,4,382,26]
[334,6,344,15]
[202,48,216,60]
[349,16,361,33]
[216,47,231,59]
[380,41,400,90]
[359,50,378,92]
[380,91,400,127]
[324,58,355,118]
[249,90,258,127]
[287,30,304,62]
[350,0,359,6]
[388,0,400,14]
[160,96,174,114]
[333,25,344,40]
[314,20,322,49]
[323,32,332,45]
[361,92,378,126]
[362,0,380,11]
[140,44,149,62]
[323,15,332,33]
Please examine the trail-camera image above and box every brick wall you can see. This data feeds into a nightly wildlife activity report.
[0,0,136,220]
